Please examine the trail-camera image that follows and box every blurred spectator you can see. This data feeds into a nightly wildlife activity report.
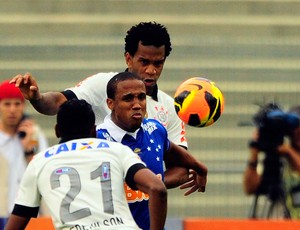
[243,104,300,219]
[0,80,48,228]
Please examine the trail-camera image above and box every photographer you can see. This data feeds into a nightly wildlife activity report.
[0,80,48,228]
[243,104,300,219]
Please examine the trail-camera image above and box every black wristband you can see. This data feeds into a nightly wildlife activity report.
[248,140,260,149]
[248,160,258,169]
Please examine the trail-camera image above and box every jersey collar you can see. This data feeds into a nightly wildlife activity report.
[102,115,139,142]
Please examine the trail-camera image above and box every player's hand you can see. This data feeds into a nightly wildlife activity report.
[10,73,40,101]
[179,169,207,196]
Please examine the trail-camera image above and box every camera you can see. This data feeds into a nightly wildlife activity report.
[250,103,300,197]
[252,103,299,151]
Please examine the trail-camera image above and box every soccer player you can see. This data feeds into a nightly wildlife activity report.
[10,21,187,149]
[5,99,167,230]
[96,72,207,230]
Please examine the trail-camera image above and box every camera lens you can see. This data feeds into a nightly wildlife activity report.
[18,131,26,139]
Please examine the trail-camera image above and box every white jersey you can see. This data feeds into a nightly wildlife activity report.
[14,138,145,230]
[0,132,27,215]
[66,72,187,148]
[0,124,48,216]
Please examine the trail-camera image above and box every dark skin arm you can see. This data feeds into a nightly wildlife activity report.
[164,166,189,189]
[164,142,208,196]
[4,215,31,230]
[133,168,167,230]
[10,73,67,115]
[243,147,261,195]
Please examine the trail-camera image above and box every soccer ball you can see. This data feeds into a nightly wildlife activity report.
[174,77,224,127]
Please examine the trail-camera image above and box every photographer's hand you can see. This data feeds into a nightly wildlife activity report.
[17,118,38,162]
[277,144,300,173]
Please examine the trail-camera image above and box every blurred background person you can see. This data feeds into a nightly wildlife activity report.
[243,103,300,219]
[0,80,48,229]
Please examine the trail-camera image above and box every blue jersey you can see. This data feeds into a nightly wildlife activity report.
[97,117,170,230]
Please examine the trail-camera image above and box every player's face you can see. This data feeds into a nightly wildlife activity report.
[125,42,165,96]
[108,79,147,132]
[0,98,24,127]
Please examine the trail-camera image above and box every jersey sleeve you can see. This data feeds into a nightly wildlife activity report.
[64,72,114,107]
[157,90,188,148]
[13,159,41,209]
[118,144,146,183]
[63,72,117,125]
[125,163,146,190]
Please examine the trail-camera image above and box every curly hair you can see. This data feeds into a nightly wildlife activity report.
[124,21,172,58]
[57,99,95,138]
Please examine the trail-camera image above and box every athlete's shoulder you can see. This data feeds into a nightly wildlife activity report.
[157,89,173,102]
[90,72,118,78]
[143,118,163,126]
[75,72,118,86]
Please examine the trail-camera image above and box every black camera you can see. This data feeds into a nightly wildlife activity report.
[252,103,299,152]
[251,103,300,197]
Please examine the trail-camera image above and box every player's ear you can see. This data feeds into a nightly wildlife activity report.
[124,52,133,68]
[107,98,114,110]
[55,124,61,138]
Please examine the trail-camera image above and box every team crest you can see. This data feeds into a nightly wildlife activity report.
[154,106,168,126]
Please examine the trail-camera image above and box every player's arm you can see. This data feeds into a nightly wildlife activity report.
[5,205,39,230]
[164,166,189,189]
[164,142,208,195]
[10,73,67,115]
[4,215,30,230]
[127,166,167,230]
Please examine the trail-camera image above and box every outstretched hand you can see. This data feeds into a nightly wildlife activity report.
[179,169,207,196]
[10,73,40,101]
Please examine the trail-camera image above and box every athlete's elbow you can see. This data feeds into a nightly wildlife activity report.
[150,182,167,201]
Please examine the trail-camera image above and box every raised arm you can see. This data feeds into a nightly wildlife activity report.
[133,168,167,230]
[10,73,67,115]
[164,142,208,195]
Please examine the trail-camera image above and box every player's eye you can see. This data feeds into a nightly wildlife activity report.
[138,93,146,101]
[122,94,134,102]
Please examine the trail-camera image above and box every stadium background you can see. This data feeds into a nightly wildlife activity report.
[1,0,300,227]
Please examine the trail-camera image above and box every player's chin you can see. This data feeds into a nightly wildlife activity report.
[130,118,143,128]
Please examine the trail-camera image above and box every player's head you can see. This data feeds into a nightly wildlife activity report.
[56,99,96,142]
[124,21,172,58]
[124,22,172,96]
[107,72,146,132]
[0,80,25,127]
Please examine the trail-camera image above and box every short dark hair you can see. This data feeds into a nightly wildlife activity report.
[57,99,95,138]
[124,21,172,58]
[107,72,141,100]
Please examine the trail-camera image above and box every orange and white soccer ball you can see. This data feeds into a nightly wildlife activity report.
[174,77,225,127]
